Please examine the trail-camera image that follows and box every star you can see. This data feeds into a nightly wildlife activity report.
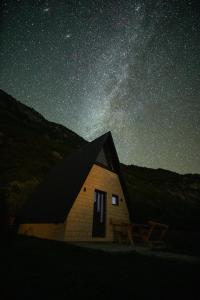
[135,5,141,12]
[43,7,50,13]
[64,34,72,40]
[0,0,199,174]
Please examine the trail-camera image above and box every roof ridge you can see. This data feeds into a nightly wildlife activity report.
[17,130,131,224]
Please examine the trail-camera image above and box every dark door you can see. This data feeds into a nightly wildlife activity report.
[92,190,106,237]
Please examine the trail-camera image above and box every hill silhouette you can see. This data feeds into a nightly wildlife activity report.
[0,89,200,231]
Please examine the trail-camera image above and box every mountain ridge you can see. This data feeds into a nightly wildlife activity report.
[0,89,200,230]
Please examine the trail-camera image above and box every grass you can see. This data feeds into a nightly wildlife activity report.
[1,236,199,300]
[166,229,200,257]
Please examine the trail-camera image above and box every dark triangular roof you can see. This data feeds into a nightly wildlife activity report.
[18,132,130,223]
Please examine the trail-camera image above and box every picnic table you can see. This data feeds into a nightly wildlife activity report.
[110,219,168,248]
[132,221,169,248]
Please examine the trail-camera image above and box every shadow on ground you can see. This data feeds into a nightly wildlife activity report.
[1,236,199,300]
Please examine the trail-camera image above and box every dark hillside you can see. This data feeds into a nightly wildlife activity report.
[122,164,200,230]
[0,89,86,216]
[0,89,200,232]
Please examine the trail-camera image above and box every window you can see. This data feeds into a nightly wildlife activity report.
[112,195,119,206]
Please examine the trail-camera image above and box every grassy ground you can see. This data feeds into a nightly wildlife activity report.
[166,230,200,257]
[1,236,199,300]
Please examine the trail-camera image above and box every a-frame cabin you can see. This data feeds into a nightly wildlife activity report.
[18,132,131,242]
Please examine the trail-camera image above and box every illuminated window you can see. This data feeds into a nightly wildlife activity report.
[112,195,119,206]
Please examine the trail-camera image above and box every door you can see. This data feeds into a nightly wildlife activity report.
[92,190,106,237]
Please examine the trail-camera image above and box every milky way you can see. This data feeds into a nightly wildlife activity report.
[0,0,200,174]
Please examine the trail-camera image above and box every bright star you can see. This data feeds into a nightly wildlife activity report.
[64,34,72,39]
[43,7,50,13]
[135,5,141,12]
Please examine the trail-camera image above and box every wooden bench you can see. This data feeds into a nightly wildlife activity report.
[110,218,133,245]
[132,221,169,249]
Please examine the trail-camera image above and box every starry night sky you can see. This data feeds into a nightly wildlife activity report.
[0,0,200,174]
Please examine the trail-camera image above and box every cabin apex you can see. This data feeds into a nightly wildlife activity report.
[18,131,131,242]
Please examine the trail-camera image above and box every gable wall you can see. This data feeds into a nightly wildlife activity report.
[96,148,109,167]
[64,164,130,241]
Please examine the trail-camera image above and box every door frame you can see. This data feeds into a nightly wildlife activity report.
[92,189,107,237]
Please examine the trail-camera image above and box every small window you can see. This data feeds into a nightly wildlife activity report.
[112,195,119,206]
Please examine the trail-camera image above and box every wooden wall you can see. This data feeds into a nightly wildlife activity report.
[18,223,64,241]
[18,164,131,242]
[64,164,130,241]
